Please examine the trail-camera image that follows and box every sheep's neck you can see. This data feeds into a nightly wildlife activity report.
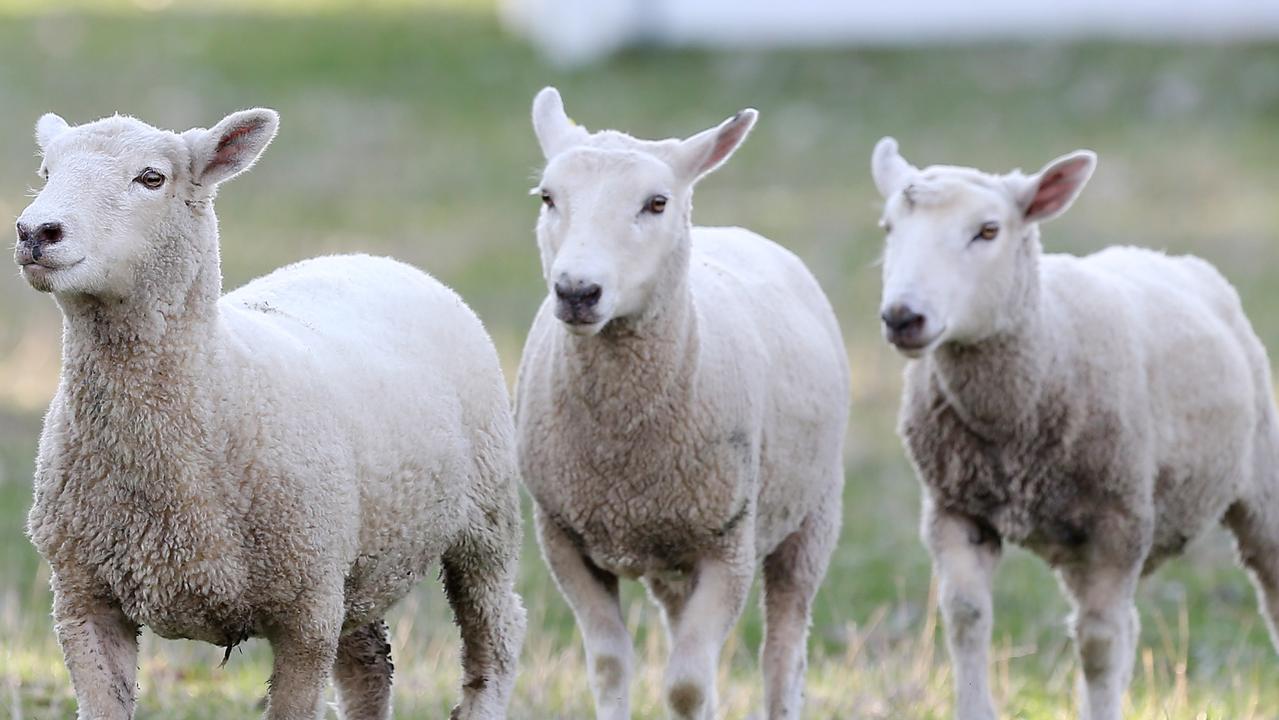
[929,249,1048,441]
[561,260,698,416]
[54,237,229,488]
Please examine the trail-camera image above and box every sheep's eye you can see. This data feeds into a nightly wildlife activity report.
[135,168,165,190]
[644,195,668,214]
[974,221,999,242]
[540,191,554,208]
[880,220,893,234]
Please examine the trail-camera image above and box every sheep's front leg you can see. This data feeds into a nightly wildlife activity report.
[52,591,140,720]
[535,509,633,720]
[265,593,343,720]
[925,507,1001,720]
[1059,563,1141,720]
[655,551,754,720]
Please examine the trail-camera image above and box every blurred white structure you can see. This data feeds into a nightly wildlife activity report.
[501,0,1279,65]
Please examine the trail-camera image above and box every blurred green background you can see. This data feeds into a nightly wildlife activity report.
[2,1,1278,718]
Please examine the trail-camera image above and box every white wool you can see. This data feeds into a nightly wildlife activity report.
[17,110,525,720]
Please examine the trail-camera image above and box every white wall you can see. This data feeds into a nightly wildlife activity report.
[502,0,1279,65]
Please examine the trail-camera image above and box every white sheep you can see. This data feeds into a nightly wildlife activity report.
[871,137,1279,720]
[15,109,525,720]
[514,87,851,720]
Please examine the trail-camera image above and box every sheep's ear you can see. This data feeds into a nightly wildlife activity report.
[675,108,757,183]
[532,87,588,160]
[185,108,279,188]
[36,113,70,151]
[1014,150,1096,223]
[871,137,917,199]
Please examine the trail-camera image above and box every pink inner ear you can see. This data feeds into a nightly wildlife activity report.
[211,119,266,168]
[1026,159,1087,219]
[698,113,749,175]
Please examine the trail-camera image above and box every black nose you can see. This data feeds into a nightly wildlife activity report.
[555,280,602,309]
[881,303,925,334]
[17,221,63,247]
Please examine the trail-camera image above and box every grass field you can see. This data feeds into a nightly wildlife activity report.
[1,3,1279,718]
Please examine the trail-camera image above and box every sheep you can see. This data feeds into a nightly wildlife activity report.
[514,87,851,720]
[871,137,1279,720]
[14,109,526,720]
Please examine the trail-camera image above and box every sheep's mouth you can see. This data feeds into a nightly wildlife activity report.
[18,257,83,289]
[560,316,607,336]
[888,327,944,358]
[19,257,82,273]
[554,303,608,334]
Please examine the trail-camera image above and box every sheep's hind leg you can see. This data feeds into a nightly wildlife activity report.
[759,486,841,720]
[925,506,1002,720]
[653,547,754,720]
[535,508,632,720]
[333,620,393,720]
[1225,490,1279,653]
[1059,562,1141,720]
[442,524,527,720]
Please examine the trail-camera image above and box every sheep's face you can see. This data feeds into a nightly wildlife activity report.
[535,148,682,334]
[530,87,756,336]
[15,116,190,296]
[16,109,278,298]
[871,138,1095,357]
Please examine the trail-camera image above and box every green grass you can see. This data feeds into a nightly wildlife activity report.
[2,5,1279,718]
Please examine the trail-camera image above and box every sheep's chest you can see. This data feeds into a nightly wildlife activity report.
[30,472,255,647]
[523,412,752,578]
[902,395,1120,565]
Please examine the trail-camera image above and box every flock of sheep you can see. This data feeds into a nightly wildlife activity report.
[11,86,1279,720]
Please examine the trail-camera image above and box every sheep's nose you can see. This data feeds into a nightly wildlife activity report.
[16,221,63,247]
[881,303,924,334]
[555,280,602,309]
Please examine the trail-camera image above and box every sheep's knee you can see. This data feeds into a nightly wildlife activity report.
[946,595,983,627]
[943,593,989,644]
[665,657,715,720]
[668,680,708,719]
[1073,609,1132,679]
[663,646,717,720]
[591,653,628,690]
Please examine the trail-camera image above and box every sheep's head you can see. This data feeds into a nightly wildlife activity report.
[529,86,756,336]
[871,137,1095,357]
[15,109,278,297]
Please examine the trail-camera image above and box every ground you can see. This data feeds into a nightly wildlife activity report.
[1,3,1278,718]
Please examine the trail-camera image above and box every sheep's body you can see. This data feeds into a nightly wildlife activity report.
[19,110,523,720]
[520,87,847,719]
[519,226,849,577]
[903,247,1275,573]
[32,253,508,636]
[517,228,849,720]
[871,137,1279,720]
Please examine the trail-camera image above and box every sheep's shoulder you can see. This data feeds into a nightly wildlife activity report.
[900,368,1139,565]
[30,436,259,645]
